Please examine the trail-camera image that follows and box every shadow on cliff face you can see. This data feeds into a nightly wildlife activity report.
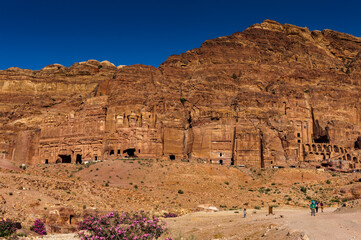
[313,132,330,143]
[354,136,361,149]
[312,113,330,143]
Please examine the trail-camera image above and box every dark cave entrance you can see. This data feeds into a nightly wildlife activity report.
[354,137,361,149]
[58,155,71,163]
[45,159,48,164]
[219,160,223,165]
[313,135,330,143]
[123,148,136,157]
[109,150,115,155]
[69,215,74,224]
[169,154,176,160]
[76,154,82,164]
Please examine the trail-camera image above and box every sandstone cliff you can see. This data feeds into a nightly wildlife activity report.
[1,20,361,170]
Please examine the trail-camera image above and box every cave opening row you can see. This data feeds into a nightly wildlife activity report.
[218,159,235,165]
[109,148,138,157]
[46,154,89,164]
[45,148,141,164]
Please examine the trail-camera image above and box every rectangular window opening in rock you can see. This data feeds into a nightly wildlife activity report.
[76,154,82,164]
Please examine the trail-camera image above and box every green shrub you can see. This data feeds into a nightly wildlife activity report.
[178,190,184,194]
[180,98,187,105]
[0,219,21,237]
[254,206,261,210]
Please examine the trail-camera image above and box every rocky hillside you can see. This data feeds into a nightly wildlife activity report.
[1,159,361,234]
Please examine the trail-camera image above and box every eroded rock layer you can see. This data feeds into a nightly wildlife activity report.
[1,20,361,170]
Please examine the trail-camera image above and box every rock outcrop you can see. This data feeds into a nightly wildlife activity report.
[1,20,361,170]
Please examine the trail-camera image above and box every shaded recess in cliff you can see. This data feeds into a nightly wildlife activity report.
[311,108,330,143]
[355,137,361,149]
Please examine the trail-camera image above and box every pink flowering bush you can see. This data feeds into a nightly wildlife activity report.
[31,219,47,235]
[78,211,172,240]
[163,213,178,218]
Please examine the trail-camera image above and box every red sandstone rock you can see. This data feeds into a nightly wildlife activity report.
[0,20,361,170]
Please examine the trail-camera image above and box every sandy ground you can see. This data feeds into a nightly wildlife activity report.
[2,161,360,239]
[25,234,80,239]
[166,207,361,240]
[24,207,361,239]
[279,207,361,240]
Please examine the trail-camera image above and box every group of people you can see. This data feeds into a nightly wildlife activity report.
[243,201,323,218]
[309,200,324,216]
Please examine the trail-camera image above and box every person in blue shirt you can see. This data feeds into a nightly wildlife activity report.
[310,201,316,216]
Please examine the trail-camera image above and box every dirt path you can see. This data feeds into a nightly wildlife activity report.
[166,207,361,240]
[42,234,79,239]
[25,233,79,239]
[278,208,361,240]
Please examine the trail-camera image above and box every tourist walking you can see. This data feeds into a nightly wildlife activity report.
[315,201,319,213]
[243,208,247,218]
[310,200,316,216]
[320,202,324,212]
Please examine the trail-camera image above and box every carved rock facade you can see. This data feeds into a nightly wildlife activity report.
[1,20,361,170]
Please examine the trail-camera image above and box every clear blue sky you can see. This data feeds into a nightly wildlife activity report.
[1,0,360,70]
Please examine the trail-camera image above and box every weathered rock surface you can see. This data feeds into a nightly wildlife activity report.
[1,20,361,169]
